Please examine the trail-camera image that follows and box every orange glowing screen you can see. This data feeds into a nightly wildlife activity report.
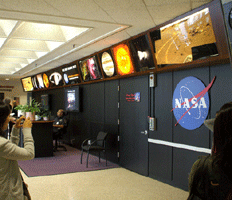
[113,44,134,75]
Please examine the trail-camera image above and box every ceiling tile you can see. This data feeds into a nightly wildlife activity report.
[44,0,115,22]
[7,0,65,16]
[144,0,190,6]
[147,3,191,20]
[95,0,144,11]
[153,17,172,26]
[192,1,212,10]
[103,4,154,29]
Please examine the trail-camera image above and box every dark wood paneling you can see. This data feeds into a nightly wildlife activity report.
[89,82,105,123]
[104,80,119,163]
[149,143,172,182]
[172,148,208,191]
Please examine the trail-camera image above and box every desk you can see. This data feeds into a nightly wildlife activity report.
[32,120,54,157]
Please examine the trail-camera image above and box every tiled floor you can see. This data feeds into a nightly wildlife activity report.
[21,167,189,200]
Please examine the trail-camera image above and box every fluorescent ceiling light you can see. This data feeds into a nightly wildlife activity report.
[0,38,6,48]
[0,19,89,74]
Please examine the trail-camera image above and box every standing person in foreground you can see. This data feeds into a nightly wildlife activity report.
[188,107,232,199]
[204,102,232,132]
[0,101,34,200]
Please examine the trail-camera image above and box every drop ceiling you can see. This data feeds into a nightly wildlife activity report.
[0,0,213,79]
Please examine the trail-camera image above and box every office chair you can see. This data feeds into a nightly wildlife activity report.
[53,112,68,152]
[80,131,108,168]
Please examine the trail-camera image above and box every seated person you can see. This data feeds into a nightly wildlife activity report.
[53,109,67,148]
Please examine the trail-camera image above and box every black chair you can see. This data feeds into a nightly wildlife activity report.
[81,131,108,168]
[53,114,68,152]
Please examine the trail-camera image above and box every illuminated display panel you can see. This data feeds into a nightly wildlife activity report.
[79,59,90,81]
[47,68,63,87]
[129,35,155,72]
[43,73,50,88]
[21,77,34,92]
[151,8,218,67]
[113,43,134,76]
[31,76,39,90]
[64,86,80,112]
[36,74,44,89]
[86,56,102,80]
[100,51,116,77]
[62,64,81,85]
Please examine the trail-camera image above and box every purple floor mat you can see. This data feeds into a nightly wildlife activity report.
[18,145,119,177]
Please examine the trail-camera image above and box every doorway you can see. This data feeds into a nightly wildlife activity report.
[119,75,149,176]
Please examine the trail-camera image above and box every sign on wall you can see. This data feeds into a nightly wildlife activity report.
[172,76,214,130]
[126,92,140,102]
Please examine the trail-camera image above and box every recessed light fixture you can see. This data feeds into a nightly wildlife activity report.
[0,19,89,75]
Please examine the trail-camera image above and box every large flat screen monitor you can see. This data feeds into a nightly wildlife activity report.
[150,8,218,67]
[41,94,50,110]
[64,86,80,112]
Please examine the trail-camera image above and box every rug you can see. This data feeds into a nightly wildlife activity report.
[18,144,119,177]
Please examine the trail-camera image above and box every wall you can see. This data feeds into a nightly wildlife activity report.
[31,63,232,191]
[149,63,232,190]
[32,80,119,164]
[0,78,27,105]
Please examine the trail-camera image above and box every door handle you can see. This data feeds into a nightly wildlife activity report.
[141,130,148,135]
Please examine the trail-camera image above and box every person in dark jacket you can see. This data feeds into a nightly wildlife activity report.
[188,107,232,199]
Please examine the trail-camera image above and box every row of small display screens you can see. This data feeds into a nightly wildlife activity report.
[21,7,218,92]
[21,35,155,92]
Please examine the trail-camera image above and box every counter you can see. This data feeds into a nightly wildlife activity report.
[31,120,54,157]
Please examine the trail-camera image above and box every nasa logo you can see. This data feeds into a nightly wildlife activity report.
[172,76,213,130]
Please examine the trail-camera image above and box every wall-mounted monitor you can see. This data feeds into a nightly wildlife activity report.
[100,50,117,77]
[150,8,218,67]
[62,64,81,85]
[129,35,155,72]
[41,94,50,110]
[21,77,34,92]
[113,43,135,76]
[64,86,80,112]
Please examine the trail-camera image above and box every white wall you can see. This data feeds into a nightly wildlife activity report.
[0,78,27,105]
